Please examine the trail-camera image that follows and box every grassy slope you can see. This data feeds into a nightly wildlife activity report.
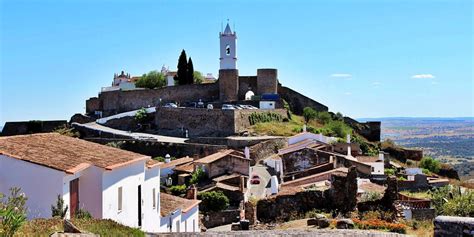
[249,115,324,136]
[15,218,144,237]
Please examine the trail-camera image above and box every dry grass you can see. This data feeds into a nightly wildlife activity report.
[399,190,432,199]
[403,220,434,237]
[249,115,324,136]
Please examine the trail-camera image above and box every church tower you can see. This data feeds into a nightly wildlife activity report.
[219,22,237,70]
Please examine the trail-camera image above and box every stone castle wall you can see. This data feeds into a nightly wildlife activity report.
[219,69,239,102]
[86,83,219,116]
[257,69,278,95]
[1,120,68,136]
[155,107,288,137]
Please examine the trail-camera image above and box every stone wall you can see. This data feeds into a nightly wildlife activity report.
[219,69,239,102]
[411,208,435,220]
[1,120,68,136]
[86,83,219,116]
[277,85,329,114]
[398,174,429,191]
[201,209,241,228]
[434,216,474,237]
[383,147,423,163]
[238,76,258,100]
[257,69,278,95]
[282,148,330,174]
[343,117,381,142]
[155,108,288,137]
[249,139,286,165]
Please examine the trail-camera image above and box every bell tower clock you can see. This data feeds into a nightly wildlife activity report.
[219,22,237,70]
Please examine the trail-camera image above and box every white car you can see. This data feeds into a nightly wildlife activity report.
[164,103,178,108]
[222,104,235,110]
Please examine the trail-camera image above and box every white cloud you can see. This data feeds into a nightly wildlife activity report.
[372,82,381,86]
[412,74,435,79]
[344,92,352,95]
[330,73,352,79]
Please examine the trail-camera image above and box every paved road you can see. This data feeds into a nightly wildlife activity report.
[248,164,272,199]
[73,122,188,144]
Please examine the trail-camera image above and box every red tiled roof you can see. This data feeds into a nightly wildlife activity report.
[160,157,193,169]
[160,193,200,216]
[174,162,194,173]
[0,133,149,174]
[357,156,382,163]
[195,149,243,164]
[278,139,318,155]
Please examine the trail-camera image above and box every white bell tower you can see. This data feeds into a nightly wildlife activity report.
[219,21,237,70]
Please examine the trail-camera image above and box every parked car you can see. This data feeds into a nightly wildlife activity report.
[250,175,260,185]
[222,104,235,110]
[163,103,178,108]
[239,105,258,110]
[197,99,205,108]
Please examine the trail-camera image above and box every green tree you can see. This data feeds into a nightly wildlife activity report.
[189,167,207,185]
[169,185,187,196]
[135,71,165,89]
[303,107,317,123]
[51,195,68,218]
[197,191,229,212]
[325,120,352,138]
[419,156,441,174]
[134,108,148,124]
[193,71,204,84]
[335,112,344,121]
[176,49,188,85]
[187,57,194,84]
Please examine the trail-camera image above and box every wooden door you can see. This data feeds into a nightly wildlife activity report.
[70,178,79,218]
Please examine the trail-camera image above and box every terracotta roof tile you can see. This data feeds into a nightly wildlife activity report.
[160,157,193,169]
[174,162,194,173]
[160,193,200,216]
[195,149,240,164]
[357,156,382,163]
[0,133,149,173]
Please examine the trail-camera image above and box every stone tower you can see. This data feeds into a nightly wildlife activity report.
[219,22,237,70]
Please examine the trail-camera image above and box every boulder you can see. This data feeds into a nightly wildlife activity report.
[307,218,318,226]
[63,219,81,233]
[307,214,330,228]
[317,217,330,228]
[336,219,354,229]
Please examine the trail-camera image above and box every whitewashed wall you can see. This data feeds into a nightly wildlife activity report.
[367,162,384,175]
[181,205,199,232]
[288,132,337,145]
[0,155,65,219]
[142,166,161,232]
[102,161,145,229]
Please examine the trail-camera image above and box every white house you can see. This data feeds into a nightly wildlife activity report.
[356,153,385,175]
[0,133,200,233]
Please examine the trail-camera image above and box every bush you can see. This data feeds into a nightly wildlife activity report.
[249,112,283,125]
[384,168,396,176]
[189,167,207,185]
[0,187,28,237]
[75,208,92,219]
[51,195,68,219]
[325,120,352,138]
[360,191,382,202]
[53,125,80,137]
[197,191,229,212]
[353,219,407,234]
[316,111,332,124]
[419,156,441,174]
[169,185,187,196]
[430,186,474,216]
[134,108,148,123]
[380,139,397,149]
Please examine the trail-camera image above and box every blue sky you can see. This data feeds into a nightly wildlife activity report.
[1,0,472,124]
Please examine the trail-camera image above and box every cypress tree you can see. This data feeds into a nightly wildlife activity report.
[187,57,194,84]
[177,49,188,85]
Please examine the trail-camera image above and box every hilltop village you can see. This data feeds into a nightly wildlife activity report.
[0,23,472,236]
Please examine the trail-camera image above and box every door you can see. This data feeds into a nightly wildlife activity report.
[70,178,79,218]
[138,185,142,226]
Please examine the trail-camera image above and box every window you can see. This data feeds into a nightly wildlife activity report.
[193,219,196,232]
[152,188,156,209]
[176,220,180,232]
[226,45,231,55]
[118,187,123,212]
[371,167,375,172]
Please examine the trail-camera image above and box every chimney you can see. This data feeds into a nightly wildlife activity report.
[186,185,198,200]
[346,134,352,157]
[303,124,307,132]
[244,147,250,160]
[164,154,171,163]
[239,176,245,193]
[378,152,384,161]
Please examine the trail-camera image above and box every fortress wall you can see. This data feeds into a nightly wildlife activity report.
[238,76,258,100]
[277,85,329,114]
[87,83,219,116]
[219,69,239,102]
[257,69,278,95]
[1,120,68,136]
[155,108,288,137]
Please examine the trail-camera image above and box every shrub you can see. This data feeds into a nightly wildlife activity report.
[249,112,283,125]
[384,168,396,176]
[353,218,407,234]
[325,120,352,138]
[430,185,474,216]
[0,187,28,237]
[75,208,92,219]
[197,191,229,212]
[189,167,207,185]
[51,195,68,219]
[360,191,382,202]
[169,185,187,196]
[303,107,317,123]
[53,125,80,137]
[316,111,332,124]
[134,108,148,123]
[380,139,397,149]
[419,156,441,174]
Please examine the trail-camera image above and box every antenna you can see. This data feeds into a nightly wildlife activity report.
[221,21,223,33]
